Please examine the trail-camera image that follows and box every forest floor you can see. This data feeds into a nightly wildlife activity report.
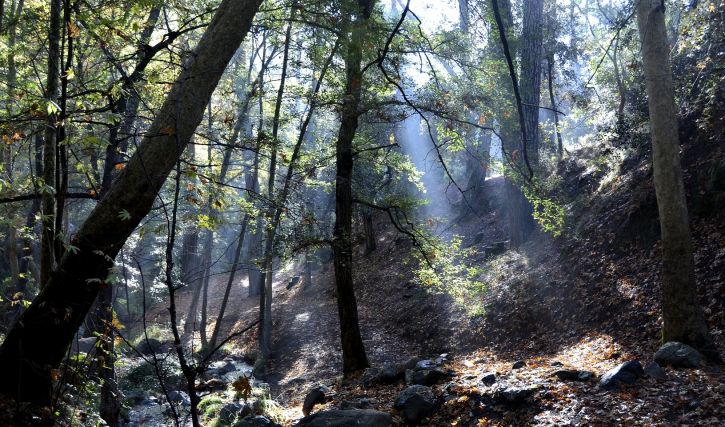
[145,139,725,426]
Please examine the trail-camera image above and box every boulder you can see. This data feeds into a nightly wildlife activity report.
[168,390,190,407]
[643,361,666,380]
[73,337,98,354]
[654,342,703,368]
[219,402,243,424]
[394,385,436,424]
[295,409,391,427]
[208,360,237,377]
[136,338,167,355]
[553,370,594,382]
[405,368,451,386]
[599,361,644,390]
[303,385,331,416]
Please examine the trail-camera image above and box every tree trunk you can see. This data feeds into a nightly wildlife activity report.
[0,0,262,404]
[546,55,564,159]
[257,5,296,360]
[208,216,248,349]
[635,0,719,361]
[520,0,544,166]
[40,0,61,289]
[332,0,374,376]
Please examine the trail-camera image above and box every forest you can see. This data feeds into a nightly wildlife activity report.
[0,0,723,425]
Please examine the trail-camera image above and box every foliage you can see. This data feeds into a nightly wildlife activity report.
[415,236,487,316]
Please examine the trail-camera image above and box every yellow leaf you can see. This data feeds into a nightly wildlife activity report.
[68,21,81,38]
[115,163,126,170]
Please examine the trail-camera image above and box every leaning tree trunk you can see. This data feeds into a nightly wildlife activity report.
[332,0,375,376]
[635,0,718,361]
[0,0,262,404]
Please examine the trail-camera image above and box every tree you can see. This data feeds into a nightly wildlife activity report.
[332,0,375,375]
[635,0,718,360]
[520,0,544,165]
[0,0,263,403]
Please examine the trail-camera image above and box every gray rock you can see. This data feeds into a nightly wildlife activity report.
[303,385,331,416]
[237,415,281,427]
[296,409,391,426]
[654,342,703,368]
[553,370,594,382]
[599,361,644,390]
[208,360,237,377]
[73,337,98,354]
[394,385,435,424]
[219,402,243,424]
[168,390,190,406]
[644,362,667,380]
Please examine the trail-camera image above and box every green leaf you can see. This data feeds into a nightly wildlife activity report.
[118,209,131,221]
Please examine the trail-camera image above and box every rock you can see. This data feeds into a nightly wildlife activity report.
[599,361,644,390]
[512,360,526,370]
[394,385,436,424]
[493,385,537,404]
[654,342,703,368]
[479,372,497,385]
[550,361,564,367]
[380,365,403,383]
[400,356,422,372]
[198,378,226,391]
[236,415,281,427]
[553,370,594,382]
[168,390,190,406]
[644,362,666,380]
[415,359,437,370]
[338,398,374,410]
[303,385,331,416]
[136,338,167,355]
[219,402,243,424]
[296,409,391,426]
[362,368,382,387]
[434,353,449,365]
[73,337,98,354]
[405,368,451,386]
[123,390,146,405]
[208,360,237,377]
[286,276,301,290]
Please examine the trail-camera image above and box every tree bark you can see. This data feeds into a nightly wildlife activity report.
[520,0,544,166]
[40,0,61,289]
[332,0,374,376]
[635,0,718,361]
[0,0,262,403]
